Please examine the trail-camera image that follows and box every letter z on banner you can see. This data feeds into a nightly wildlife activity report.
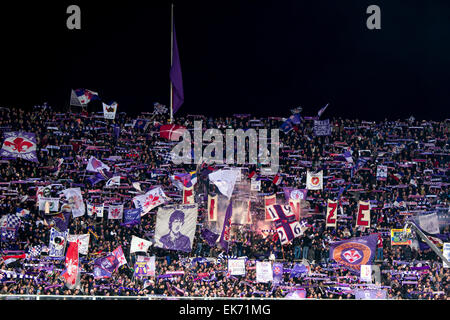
[356,201,370,229]
[326,200,338,228]
[266,204,302,245]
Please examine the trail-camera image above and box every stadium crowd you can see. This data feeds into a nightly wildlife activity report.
[0,104,448,300]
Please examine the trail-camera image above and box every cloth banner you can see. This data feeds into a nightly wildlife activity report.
[108,204,124,220]
[154,204,198,253]
[326,200,338,228]
[112,245,128,269]
[360,265,372,282]
[122,208,141,227]
[356,201,370,229]
[264,194,277,221]
[207,194,218,222]
[183,185,195,204]
[132,187,167,216]
[38,197,60,213]
[273,262,284,284]
[256,261,273,283]
[134,255,156,277]
[208,169,239,199]
[390,229,412,246]
[228,258,246,276]
[313,119,331,136]
[0,131,38,162]
[86,156,110,173]
[67,234,90,255]
[62,188,85,218]
[266,205,303,245]
[130,235,152,254]
[354,289,387,300]
[329,234,377,274]
[49,228,69,257]
[376,165,388,181]
[87,203,104,218]
[103,102,118,120]
[93,254,119,279]
[418,213,440,235]
[306,171,323,190]
[61,241,79,289]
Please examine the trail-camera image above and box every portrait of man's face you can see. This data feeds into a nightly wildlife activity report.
[171,218,183,233]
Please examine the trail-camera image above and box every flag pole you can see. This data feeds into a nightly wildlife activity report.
[169,3,174,124]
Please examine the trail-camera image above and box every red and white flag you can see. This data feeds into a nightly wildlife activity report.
[62,241,79,289]
[326,200,338,228]
[356,200,371,229]
[112,245,128,269]
[207,194,218,222]
[306,171,323,190]
[133,187,168,216]
[159,124,186,141]
[183,185,195,204]
[264,194,277,221]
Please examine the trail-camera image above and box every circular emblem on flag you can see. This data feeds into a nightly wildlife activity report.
[290,190,303,200]
[333,242,371,268]
[311,177,320,186]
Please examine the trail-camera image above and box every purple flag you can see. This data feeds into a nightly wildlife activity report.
[121,208,141,227]
[354,289,387,300]
[201,228,219,247]
[93,254,119,279]
[329,235,377,275]
[273,262,284,284]
[170,22,184,114]
[283,188,307,202]
[0,132,38,162]
[219,201,233,251]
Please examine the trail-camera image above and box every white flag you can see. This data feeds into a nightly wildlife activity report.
[132,187,168,216]
[306,171,323,190]
[130,235,152,253]
[256,261,273,283]
[86,156,110,173]
[62,188,85,218]
[105,176,121,188]
[87,203,104,218]
[103,102,118,120]
[208,169,239,199]
[108,204,124,220]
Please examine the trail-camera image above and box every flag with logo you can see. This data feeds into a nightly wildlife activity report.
[356,201,371,229]
[130,235,152,254]
[62,188,85,218]
[108,204,124,220]
[87,203,104,218]
[112,245,128,269]
[38,197,60,213]
[201,228,219,247]
[317,103,329,117]
[45,210,71,232]
[266,205,304,245]
[49,228,69,257]
[93,254,119,279]
[61,241,79,289]
[133,187,168,216]
[27,245,42,258]
[306,171,323,190]
[273,262,284,284]
[154,204,198,253]
[103,102,118,120]
[134,255,156,277]
[329,234,377,274]
[0,132,38,162]
[67,234,90,255]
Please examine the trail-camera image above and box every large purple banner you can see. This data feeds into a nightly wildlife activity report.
[329,234,377,274]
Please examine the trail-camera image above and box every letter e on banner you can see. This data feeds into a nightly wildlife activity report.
[356,201,371,228]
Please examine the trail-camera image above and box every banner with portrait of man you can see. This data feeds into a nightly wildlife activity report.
[154,204,198,253]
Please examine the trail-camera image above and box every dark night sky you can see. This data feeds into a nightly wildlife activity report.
[1,0,449,120]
